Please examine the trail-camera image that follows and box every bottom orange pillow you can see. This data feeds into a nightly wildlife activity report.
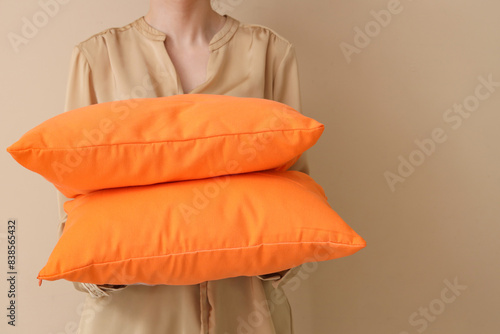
[37,170,366,286]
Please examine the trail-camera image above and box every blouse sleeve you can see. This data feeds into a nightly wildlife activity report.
[56,45,96,240]
[256,41,311,288]
[272,42,310,176]
[56,45,127,297]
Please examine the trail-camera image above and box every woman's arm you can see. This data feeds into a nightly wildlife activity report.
[57,45,127,298]
[256,39,309,287]
[273,42,311,176]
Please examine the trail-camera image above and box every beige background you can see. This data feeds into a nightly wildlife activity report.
[1,0,499,333]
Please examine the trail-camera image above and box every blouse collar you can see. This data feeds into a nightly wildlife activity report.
[132,14,239,51]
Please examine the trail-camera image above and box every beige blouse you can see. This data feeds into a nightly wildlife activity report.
[56,13,310,334]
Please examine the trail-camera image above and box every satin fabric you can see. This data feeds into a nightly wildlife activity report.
[56,13,310,334]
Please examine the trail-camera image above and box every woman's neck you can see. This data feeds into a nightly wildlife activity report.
[144,0,225,46]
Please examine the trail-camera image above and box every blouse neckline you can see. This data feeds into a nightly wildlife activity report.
[132,14,239,51]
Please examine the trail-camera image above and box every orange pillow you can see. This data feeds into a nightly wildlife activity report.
[37,170,366,286]
[6,94,324,198]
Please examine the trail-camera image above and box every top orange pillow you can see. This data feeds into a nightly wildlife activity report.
[6,94,324,198]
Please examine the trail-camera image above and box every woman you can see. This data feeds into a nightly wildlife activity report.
[56,0,311,332]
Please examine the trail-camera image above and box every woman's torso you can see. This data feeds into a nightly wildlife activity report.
[70,14,302,334]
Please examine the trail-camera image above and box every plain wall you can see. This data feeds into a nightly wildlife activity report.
[1,0,499,333]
